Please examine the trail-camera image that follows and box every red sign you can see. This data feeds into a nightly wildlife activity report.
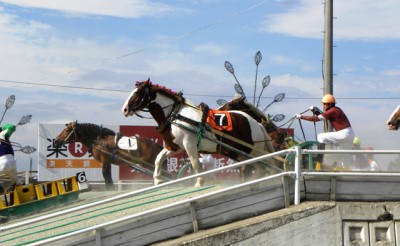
[68,142,89,158]
[118,125,242,182]
[117,125,293,182]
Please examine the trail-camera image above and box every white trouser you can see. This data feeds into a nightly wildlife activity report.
[317,127,354,147]
[317,127,355,168]
[0,154,19,184]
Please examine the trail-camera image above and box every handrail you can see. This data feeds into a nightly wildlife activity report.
[0,170,37,185]
[29,172,294,246]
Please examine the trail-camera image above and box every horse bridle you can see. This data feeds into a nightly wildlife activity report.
[388,118,400,129]
[60,124,78,144]
[131,86,178,119]
[130,87,152,113]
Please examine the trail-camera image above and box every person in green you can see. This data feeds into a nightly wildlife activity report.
[352,137,368,170]
[0,123,20,188]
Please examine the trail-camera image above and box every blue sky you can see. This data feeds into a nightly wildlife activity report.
[0,0,400,171]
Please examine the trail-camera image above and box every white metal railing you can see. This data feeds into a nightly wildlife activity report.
[5,147,400,245]
[0,170,37,185]
[295,148,400,204]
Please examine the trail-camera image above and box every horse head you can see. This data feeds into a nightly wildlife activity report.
[54,121,78,147]
[387,105,400,130]
[121,78,155,117]
[121,78,184,118]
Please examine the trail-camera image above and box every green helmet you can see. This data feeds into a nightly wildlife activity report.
[2,123,16,139]
[353,137,360,146]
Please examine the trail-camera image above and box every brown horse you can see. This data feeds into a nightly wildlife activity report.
[218,98,287,176]
[387,105,400,130]
[54,121,168,190]
[218,97,286,150]
[121,79,280,187]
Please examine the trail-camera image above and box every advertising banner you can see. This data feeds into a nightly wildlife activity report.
[38,124,120,182]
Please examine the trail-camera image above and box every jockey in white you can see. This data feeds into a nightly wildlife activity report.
[0,123,20,186]
[295,94,355,168]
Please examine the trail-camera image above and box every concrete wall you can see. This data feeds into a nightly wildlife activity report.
[155,201,400,246]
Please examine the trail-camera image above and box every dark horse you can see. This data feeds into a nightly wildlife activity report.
[54,121,167,190]
[121,79,279,187]
[218,97,286,150]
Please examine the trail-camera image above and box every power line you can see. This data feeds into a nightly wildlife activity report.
[0,79,128,92]
[1,79,399,100]
[111,1,268,61]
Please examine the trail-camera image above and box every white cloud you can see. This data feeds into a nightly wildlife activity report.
[261,1,323,38]
[271,55,317,73]
[383,69,400,77]
[0,0,180,18]
[192,42,231,56]
[261,0,400,40]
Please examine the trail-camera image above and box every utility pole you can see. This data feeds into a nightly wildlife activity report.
[323,0,333,132]
[323,0,333,95]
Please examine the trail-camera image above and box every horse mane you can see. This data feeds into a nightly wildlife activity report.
[242,100,267,119]
[241,100,278,130]
[137,80,197,107]
[74,123,115,138]
[224,98,273,123]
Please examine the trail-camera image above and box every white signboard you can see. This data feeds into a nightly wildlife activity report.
[38,124,119,182]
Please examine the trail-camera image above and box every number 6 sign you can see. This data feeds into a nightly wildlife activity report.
[76,171,89,190]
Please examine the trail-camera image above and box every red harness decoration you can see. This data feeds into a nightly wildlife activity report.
[206,110,233,131]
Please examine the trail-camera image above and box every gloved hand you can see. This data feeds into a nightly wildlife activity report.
[294,114,302,119]
[310,106,322,115]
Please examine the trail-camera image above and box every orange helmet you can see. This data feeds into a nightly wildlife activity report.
[321,94,336,104]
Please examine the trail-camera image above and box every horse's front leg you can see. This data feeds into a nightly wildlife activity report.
[102,162,115,190]
[154,148,180,185]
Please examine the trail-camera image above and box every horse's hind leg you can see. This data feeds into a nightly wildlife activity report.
[102,162,115,190]
[183,144,204,188]
[240,166,248,182]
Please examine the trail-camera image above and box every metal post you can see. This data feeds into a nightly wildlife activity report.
[323,0,333,96]
[294,146,301,205]
[25,171,29,185]
[323,0,333,133]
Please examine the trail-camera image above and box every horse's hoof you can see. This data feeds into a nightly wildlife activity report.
[106,185,115,191]
[154,179,163,186]
[194,177,205,188]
